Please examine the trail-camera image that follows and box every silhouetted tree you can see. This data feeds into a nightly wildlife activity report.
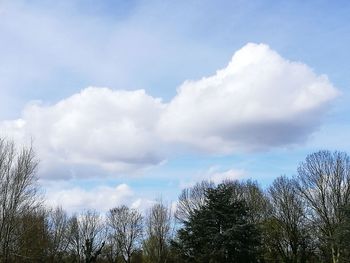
[47,206,70,262]
[297,151,350,263]
[143,201,173,263]
[107,205,143,263]
[266,176,312,263]
[0,138,40,262]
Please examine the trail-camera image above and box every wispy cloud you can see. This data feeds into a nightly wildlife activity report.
[0,0,225,118]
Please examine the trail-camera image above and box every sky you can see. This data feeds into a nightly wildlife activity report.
[0,0,350,213]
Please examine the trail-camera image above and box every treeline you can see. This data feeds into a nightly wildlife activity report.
[1,138,350,263]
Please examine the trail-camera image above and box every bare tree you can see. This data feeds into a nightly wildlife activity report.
[297,150,350,263]
[102,232,121,263]
[67,214,82,262]
[224,179,271,224]
[175,180,214,223]
[66,210,105,263]
[14,207,49,262]
[143,201,174,263]
[268,176,310,263]
[47,206,70,262]
[0,138,40,262]
[80,210,105,263]
[107,205,143,263]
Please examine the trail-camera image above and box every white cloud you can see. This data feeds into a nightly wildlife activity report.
[0,43,339,179]
[179,166,247,189]
[130,198,156,214]
[209,168,246,184]
[158,43,339,152]
[45,183,134,213]
[43,181,157,214]
[1,87,165,175]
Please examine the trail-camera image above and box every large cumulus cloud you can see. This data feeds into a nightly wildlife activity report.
[0,43,339,178]
[1,87,166,174]
[158,43,338,152]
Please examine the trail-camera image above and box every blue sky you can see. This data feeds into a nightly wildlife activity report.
[0,0,349,212]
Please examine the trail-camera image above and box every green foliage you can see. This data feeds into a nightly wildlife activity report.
[174,183,262,263]
[335,204,350,262]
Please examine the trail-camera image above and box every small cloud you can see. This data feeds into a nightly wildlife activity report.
[209,168,246,184]
[45,183,134,213]
[131,198,155,213]
[179,166,247,189]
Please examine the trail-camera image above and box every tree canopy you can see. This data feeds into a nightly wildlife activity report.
[0,138,349,263]
[174,183,261,263]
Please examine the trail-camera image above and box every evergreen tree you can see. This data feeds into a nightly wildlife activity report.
[174,183,261,263]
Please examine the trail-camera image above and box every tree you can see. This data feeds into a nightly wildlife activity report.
[0,138,40,262]
[297,150,350,263]
[80,210,105,263]
[67,214,82,262]
[335,204,350,262]
[266,176,311,263]
[66,210,105,263]
[175,180,214,223]
[47,206,70,262]
[107,205,143,263]
[174,183,261,263]
[223,179,271,224]
[143,201,173,263]
[101,232,122,263]
[15,208,50,262]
